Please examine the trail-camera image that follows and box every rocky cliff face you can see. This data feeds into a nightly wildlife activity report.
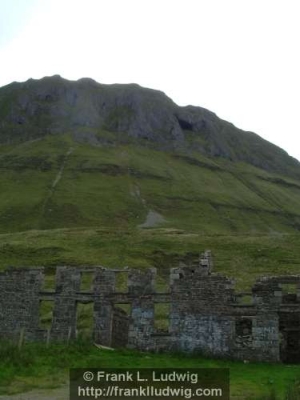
[0,75,299,177]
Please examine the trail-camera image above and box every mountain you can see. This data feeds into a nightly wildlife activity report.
[1,75,300,175]
[1,75,300,234]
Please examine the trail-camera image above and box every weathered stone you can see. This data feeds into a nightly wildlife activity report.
[1,253,300,362]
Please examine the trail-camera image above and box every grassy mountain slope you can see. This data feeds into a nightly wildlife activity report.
[1,76,300,288]
[1,133,300,235]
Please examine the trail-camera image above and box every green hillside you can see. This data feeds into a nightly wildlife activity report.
[1,76,300,285]
[1,133,300,235]
[1,132,300,289]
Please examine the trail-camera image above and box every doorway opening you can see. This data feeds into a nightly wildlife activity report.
[279,310,300,363]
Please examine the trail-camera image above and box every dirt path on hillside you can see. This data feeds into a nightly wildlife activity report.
[42,146,74,214]
[51,147,74,190]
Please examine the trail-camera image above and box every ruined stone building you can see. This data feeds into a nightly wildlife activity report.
[0,251,299,363]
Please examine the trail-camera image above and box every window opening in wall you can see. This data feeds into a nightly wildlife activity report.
[154,303,170,332]
[115,272,127,292]
[239,294,253,305]
[281,284,297,294]
[156,274,168,292]
[39,300,54,330]
[76,302,94,340]
[281,284,298,304]
[235,318,252,337]
[80,271,94,291]
[41,268,56,291]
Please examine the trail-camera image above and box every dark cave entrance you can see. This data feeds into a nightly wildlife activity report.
[176,118,193,131]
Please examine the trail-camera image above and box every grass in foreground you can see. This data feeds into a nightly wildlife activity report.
[0,341,300,399]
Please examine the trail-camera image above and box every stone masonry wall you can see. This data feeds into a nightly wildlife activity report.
[0,252,300,362]
[0,268,43,342]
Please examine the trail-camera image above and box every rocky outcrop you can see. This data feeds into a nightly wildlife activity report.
[0,75,299,177]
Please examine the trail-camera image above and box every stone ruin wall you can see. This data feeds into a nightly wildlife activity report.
[0,251,300,363]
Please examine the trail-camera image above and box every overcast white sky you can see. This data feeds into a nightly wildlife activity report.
[0,0,299,160]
